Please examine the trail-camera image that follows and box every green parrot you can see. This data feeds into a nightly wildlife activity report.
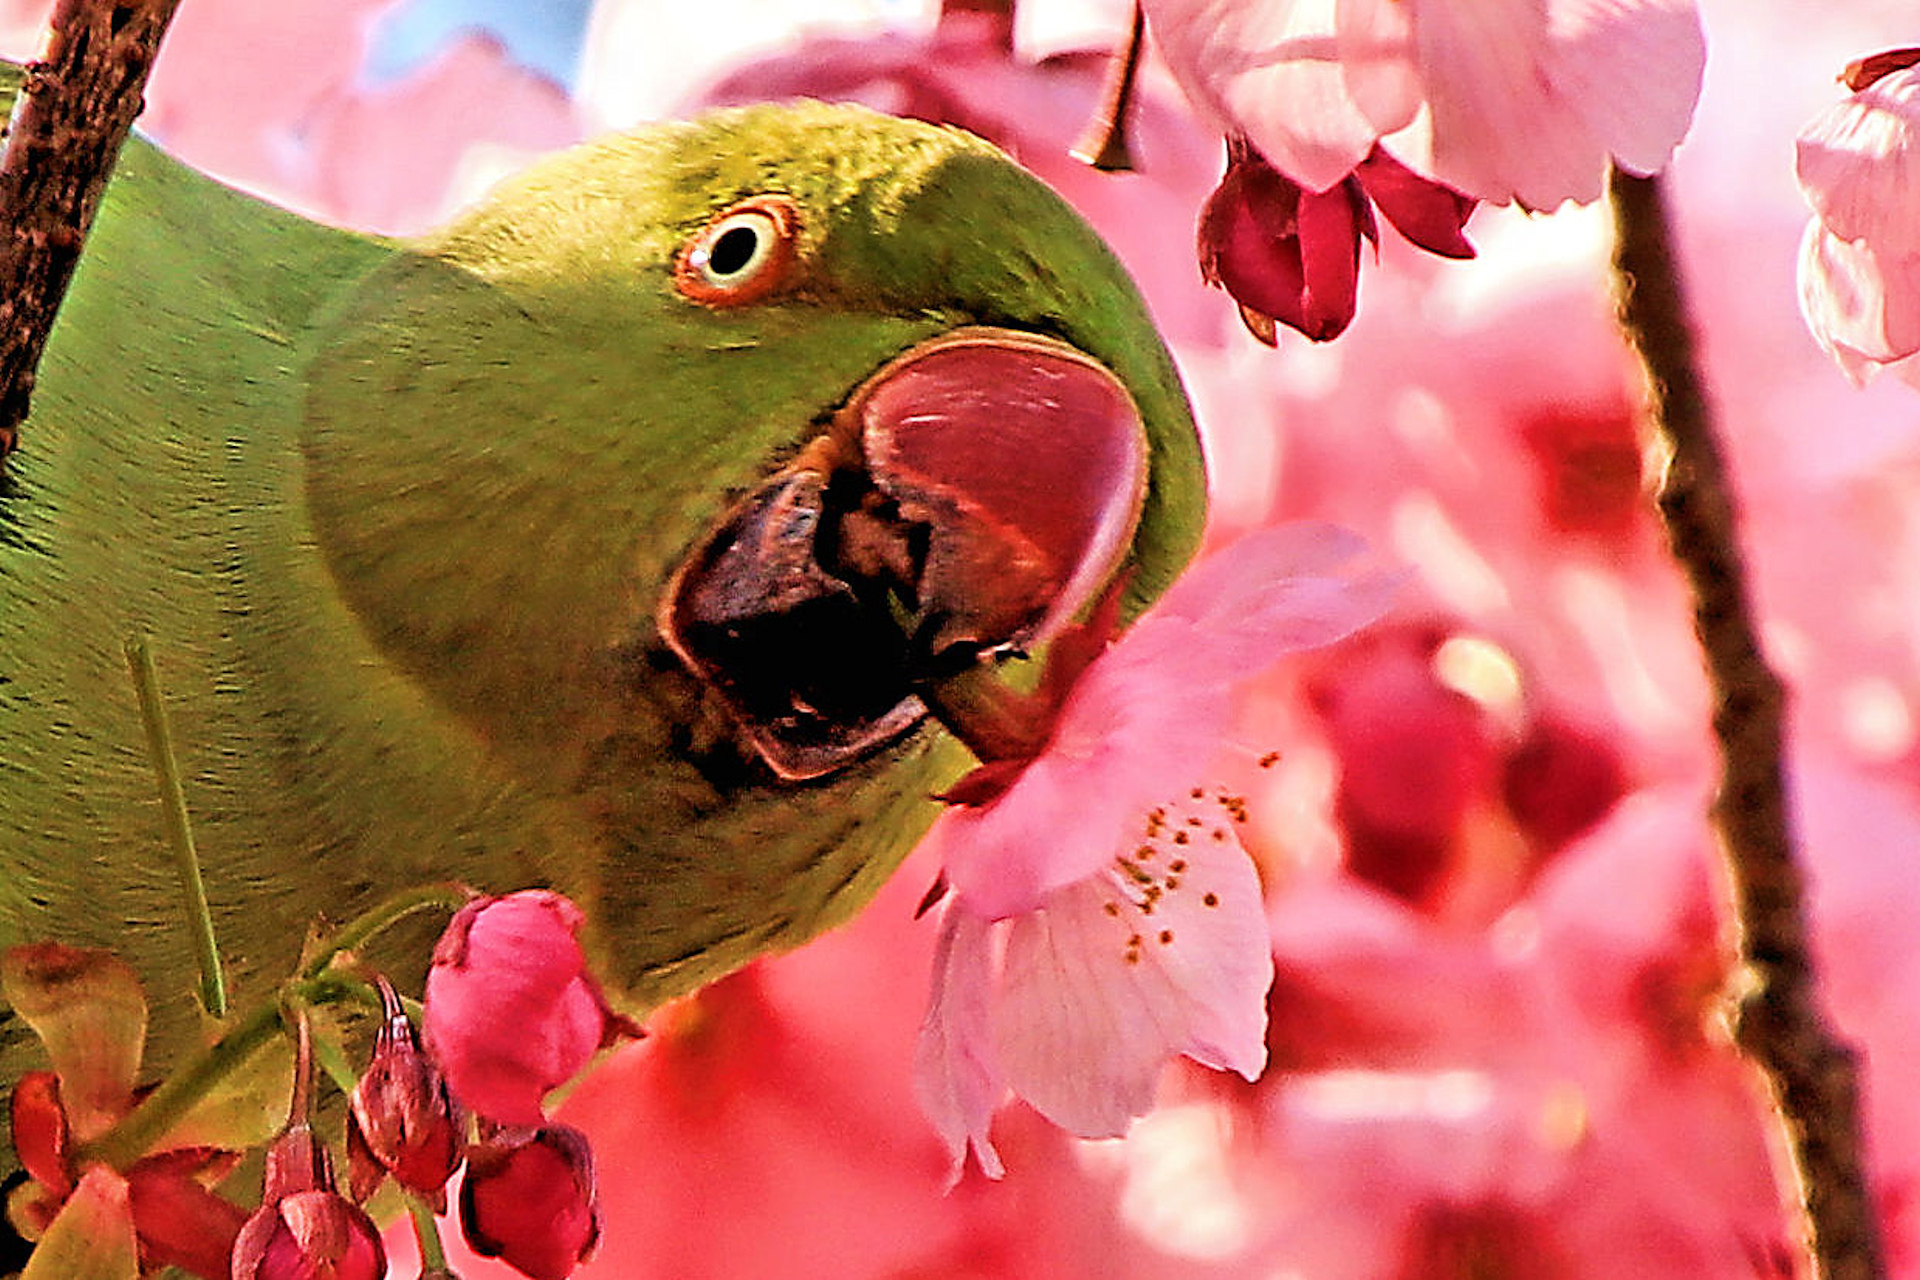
[0,65,1205,1125]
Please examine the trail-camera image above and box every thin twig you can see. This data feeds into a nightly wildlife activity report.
[1071,2,1147,173]
[1608,166,1884,1280]
[125,634,227,1019]
[0,0,182,463]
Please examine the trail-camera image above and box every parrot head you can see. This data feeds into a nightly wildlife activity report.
[298,101,1205,1005]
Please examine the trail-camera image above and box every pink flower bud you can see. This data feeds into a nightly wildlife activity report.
[423,891,638,1126]
[346,977,465,1212]
[231,1124,386,1280]
[459,1125,600,1280]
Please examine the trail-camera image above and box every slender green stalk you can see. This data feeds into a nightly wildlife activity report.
[76,996,285,1171]
[75,887,454,1171]
[124,634,226,1018]
[409,1195,452,1274]
[1608,166,1884,1280]
[300,882,472,979]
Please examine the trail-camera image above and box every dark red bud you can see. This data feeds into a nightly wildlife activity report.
[233,1115,386,1279]
[1198,137,1368,343]
[259,1122,333,1205]
[229,1189,387,1280]
[460,1125,600,1280]
[347,977,465,1212]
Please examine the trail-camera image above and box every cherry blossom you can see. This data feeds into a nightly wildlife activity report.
[1796,49,1920,387]
[1140,0,1706,210]
[913,523,1399,1177]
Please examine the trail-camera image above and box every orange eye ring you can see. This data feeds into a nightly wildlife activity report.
[673,195,801,308]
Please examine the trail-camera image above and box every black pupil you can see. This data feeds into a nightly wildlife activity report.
[709,224,762,277]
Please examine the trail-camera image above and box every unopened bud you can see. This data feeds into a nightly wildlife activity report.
[347,977,465,1212]
[424,892,638,1126]
[459,1125,599,1280]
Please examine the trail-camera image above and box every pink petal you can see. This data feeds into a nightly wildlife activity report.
[1796,65,1920,259]
[990,803,1273,1138]
[935,524,1397,919]
[1143,0,1383,192]
[1142,521,1401,646]
[911,909,1007,1183]
[1346,0,1704,208]
[1397,0,1608,208]
[1540,0,1707,177]
[1332,0,1425,137]
[1797,220,1920,383]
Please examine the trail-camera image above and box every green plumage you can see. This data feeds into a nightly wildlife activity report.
[0,87,1203,1099]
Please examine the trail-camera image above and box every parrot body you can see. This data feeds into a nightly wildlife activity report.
[0,72,1203,1103]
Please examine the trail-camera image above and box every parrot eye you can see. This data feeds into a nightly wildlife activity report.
[675,196,800,307]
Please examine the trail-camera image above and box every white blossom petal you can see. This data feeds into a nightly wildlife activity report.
[912,908,1006,1183]
[1153,0,1703,208]
[989,799,1273,1138]
[1143,0,1385,192]
[1798,219,1920,384]
[1545,0,1706,179]
[1797,66,1920,260]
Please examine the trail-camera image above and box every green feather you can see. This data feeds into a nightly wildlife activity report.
[1,93,1203,1102]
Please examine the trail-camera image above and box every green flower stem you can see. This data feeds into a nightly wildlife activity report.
[75,995,285,1171]
[75,887,462,1173]
[125,634,226,1019]
[409,1195,452,1274]
[300,882,472,979]
[1608,166,1884,1280]
[77,972,382,1171]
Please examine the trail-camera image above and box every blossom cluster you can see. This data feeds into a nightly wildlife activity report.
[6,892,631,1279]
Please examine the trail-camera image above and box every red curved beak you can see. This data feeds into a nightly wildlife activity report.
[660,326,1150,781]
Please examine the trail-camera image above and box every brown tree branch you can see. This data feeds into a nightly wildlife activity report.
[1608,166,1884,1280]
[0,0,182,465]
